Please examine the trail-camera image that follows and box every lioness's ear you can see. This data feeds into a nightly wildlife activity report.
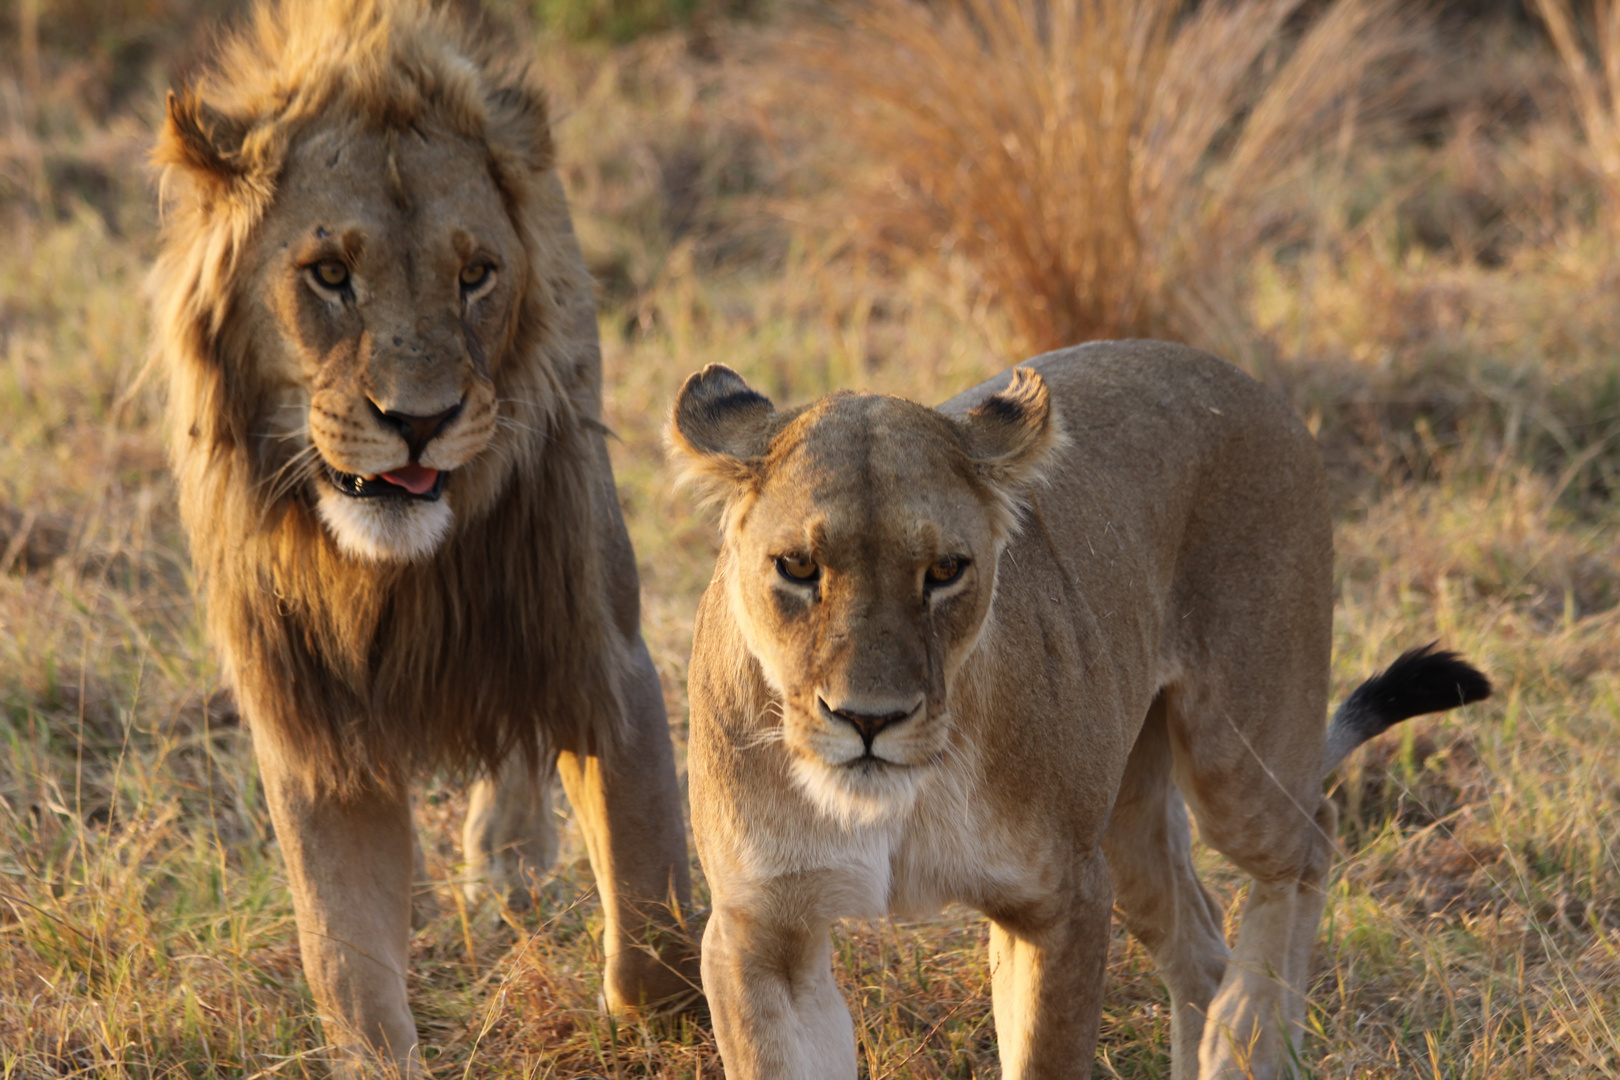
[154,89,250,192]
[668,365,778,500]
[958,367,1064,494]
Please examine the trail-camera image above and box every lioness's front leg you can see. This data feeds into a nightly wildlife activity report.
[556,635,697,1012]
[703,896,855,1079]
[988,850,1113,1079]
[254,733,419,1075]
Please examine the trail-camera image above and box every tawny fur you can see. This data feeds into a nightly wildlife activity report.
[150,0,623,795]
[149,3,696,1071]
[671,343,1489,1080]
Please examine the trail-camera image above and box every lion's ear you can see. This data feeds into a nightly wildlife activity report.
[485,77,556,174]
[957,367,1064,495]
[668,365,779,500]
[155,89,250,192]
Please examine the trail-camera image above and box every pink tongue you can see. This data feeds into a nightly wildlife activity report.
[379,464,441,495]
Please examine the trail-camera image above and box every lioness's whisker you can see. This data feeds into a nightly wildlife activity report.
[741,727,786,750]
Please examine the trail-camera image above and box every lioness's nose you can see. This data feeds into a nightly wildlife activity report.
[821,696,922,750]
[368,398,463,459]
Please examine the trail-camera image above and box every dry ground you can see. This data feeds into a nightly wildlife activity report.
[2,1,1619,1077]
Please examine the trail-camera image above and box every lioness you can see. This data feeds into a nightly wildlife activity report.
[150,1,693,1070]
[670,343,1490,1080]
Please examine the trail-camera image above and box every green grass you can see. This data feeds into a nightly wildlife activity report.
[2,2,1619,1077]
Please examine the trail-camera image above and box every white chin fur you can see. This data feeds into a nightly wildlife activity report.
[791,754,921,827]
[315,486,453,563]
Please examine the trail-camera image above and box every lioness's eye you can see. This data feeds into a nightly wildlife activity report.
[312,260,350,289]
[460,264,490,289]
[775,554,820,583]
[926,556,968,586]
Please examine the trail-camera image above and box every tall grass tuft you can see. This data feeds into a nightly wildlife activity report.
[768,0,1427,356]
[1536,0,1620,247]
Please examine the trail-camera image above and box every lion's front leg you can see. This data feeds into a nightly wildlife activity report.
[703,901,855,1080]
[988,849,1113,1079]
[255,735,420,1076]
[556,634,698,1013]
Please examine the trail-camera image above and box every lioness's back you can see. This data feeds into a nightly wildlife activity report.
[945,341,1332,686]
[942,340,1320,502]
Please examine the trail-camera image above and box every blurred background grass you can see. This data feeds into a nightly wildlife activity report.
[1,0,1618,1075]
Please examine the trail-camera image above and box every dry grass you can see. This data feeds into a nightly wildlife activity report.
[1,1,1619,1077]
[757,0,1430,356]
[1538,0,1620,243]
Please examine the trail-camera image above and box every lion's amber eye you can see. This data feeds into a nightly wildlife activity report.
[775,553,820,583]
[460,264,490,289]
[313,261,349,288]
[926,556,967,586]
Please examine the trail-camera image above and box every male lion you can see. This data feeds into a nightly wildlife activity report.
[669,343,1490,1080]
[150,1,694,1070]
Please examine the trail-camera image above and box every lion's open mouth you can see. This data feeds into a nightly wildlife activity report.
[323,461,446,501]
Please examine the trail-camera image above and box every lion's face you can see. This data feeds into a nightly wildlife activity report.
[245,122,521,562]
[671,366,1061,822]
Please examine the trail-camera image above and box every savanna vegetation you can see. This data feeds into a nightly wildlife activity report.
[2,0,1619,1075]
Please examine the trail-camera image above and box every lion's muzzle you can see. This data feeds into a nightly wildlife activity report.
[315,396,467,501]
[368,397,464,462]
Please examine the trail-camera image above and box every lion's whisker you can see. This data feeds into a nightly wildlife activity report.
[494,416,541,436]
[257,427,313,443]
[259,443,322,505]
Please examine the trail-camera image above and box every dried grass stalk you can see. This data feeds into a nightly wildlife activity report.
[1536,0,1620,243]
[770,0,1426,355]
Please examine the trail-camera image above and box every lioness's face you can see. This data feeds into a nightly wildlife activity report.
[672,366,1060,822]
[247,122,521,562]
[728,397,1003,818]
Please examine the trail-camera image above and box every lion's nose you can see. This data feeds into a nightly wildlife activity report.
[820,696,922,751]
[368,398,463,460]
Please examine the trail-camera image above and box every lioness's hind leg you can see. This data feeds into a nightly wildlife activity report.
[1194,800,1335,1080]
[462,751,559,909]
[1103,693,1229,1080]
[1169,677,1334,1080]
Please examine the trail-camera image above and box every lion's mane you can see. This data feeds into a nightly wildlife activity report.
[150,0,629,795]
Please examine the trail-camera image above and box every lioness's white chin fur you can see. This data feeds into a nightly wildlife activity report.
[316,487,454,563]
[790,755,921,826]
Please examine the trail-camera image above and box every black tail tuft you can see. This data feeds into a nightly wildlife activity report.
[1323,643,1492,774]
[1344,642,1493,725]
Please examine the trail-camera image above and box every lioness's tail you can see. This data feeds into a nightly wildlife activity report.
[1322,643,1492,777]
